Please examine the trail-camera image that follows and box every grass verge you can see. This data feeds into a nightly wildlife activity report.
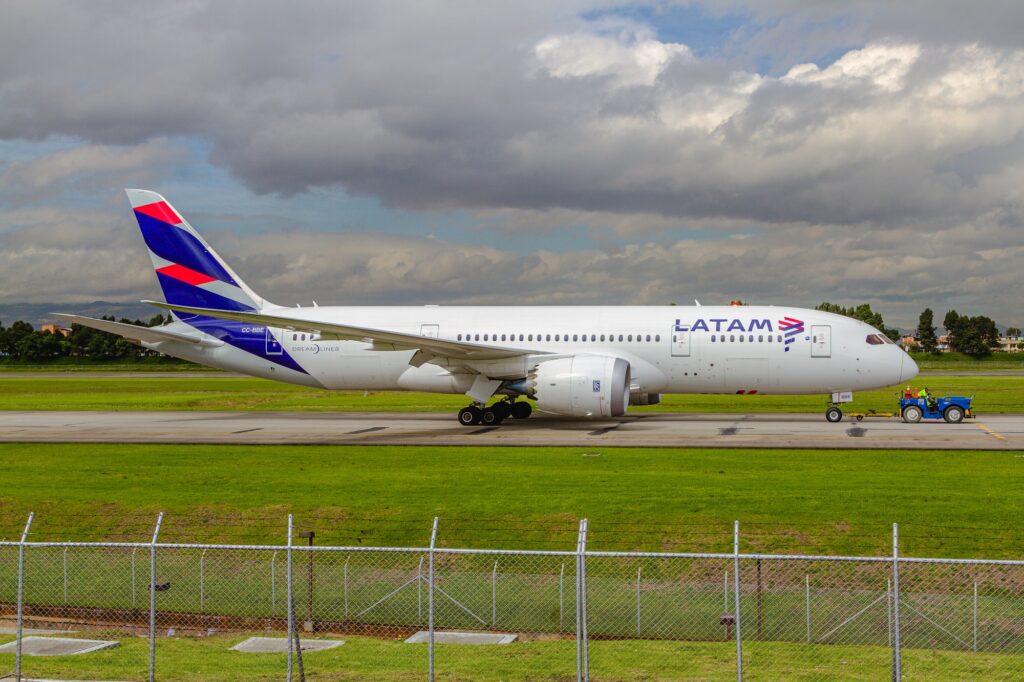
[0,443,1021,558]
[2,374,1024,413]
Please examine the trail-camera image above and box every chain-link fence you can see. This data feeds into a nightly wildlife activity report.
[0,515,1022,681]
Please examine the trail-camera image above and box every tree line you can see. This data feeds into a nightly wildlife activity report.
[0,315,169,362]
[817,302,1017,357]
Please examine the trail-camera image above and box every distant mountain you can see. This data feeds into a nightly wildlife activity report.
[0,301,160,327]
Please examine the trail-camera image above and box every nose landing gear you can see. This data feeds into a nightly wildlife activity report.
[457,399,532,426]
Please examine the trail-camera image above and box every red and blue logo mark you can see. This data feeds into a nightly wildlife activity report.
[778,317,805,352]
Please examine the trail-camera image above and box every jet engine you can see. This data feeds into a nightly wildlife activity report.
[526,355,631,418]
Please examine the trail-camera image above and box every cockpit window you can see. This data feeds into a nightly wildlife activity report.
[866,334,885,345]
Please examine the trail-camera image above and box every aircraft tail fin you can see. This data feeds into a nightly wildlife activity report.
[125,189,268,314]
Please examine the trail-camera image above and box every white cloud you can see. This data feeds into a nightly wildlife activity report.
[534,30,691,88]
[783,43,921,92]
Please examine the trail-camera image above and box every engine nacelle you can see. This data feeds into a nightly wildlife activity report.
[526,355,631,418]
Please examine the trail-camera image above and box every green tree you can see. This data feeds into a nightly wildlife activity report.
[816,302,899,340]
[1007,327,1022,339]
[916,308,938,354]
[943,311,1000,357]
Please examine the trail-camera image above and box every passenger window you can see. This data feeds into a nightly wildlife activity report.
[749,335,753,342]
[600,334,605,341]
[546,334,551,341]
[519,334,524,341]
[711,334,716,342]
[777,335,782,342]
[739,335,744,342]
[730,335,735,342]
[458,334,462,341]
[646,334,651,342]
[573,334,578,342]
[475,334,480,341]
[619,335,624,342]
[301,333,306,341]
[655,334,660,342]
[628,335,633,342]
[767,335,772,343]
[758,335,763,342]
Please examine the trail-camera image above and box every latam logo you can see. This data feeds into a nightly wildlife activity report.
[779,317,805,352]
[679,318,774,333]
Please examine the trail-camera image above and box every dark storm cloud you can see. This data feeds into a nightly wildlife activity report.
[2,1,1024,325]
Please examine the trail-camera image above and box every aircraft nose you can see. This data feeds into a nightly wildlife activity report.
[898,351,919,383]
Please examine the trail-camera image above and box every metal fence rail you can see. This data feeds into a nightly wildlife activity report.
[1,516,1023,681]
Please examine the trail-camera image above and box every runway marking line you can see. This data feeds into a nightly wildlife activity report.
[975,423,1006,441]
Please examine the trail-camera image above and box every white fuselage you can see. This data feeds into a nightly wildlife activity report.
[144,305,918,398]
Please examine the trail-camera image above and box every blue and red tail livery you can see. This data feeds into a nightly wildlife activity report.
[125,189,308,375]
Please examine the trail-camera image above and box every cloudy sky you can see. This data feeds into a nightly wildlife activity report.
[1,0,1023,327]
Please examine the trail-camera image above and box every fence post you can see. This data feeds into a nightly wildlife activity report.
[63,547,68,605]
[756,558,763,641]
[887,579,892,647]
[149,512,164,682]
[559,562,565,632]
[428,516,439,682]
[287,515,294,682]
[492,560,498,627]
[271,552,277,616]
[132,547,138,610]
[345,556,351,620]
[636,565,642,636]
[200,549,207,612]
[417,556,423,623]
[892,523,901,682]
[734,521,743,682]
[575,519,588,682]
[805,574,810,644]
[973,581,978,652]
[581,519,589,681]
[15,512,34,682]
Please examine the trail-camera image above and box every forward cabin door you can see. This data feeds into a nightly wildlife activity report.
[811,325,831,357]
[671,322,691,357]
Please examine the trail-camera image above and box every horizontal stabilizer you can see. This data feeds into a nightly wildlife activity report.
[52,314,218,346]
[141,300,539,361]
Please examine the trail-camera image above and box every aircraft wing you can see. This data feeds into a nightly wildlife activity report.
[52,313,216,346]
[141,301,542,361]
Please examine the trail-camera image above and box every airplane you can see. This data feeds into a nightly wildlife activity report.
[57,190,919,426]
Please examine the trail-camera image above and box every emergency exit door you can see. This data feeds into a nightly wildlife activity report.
[671,323,691,356]
[811,325,831,357]
[420,324,439,338]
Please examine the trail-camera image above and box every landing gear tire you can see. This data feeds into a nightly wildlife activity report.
[825,406,843,423]
[481,407,505,426]
[510,401,533,419]
[458,406,482,426]
[902,405,923,424]
[943,405,964,424]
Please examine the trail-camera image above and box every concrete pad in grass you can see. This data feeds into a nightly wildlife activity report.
[230,636,344,653]
[405,631,518,644]
[0,636,119,656]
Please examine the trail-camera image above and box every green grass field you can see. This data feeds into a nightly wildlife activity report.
[1,443,1021,558]
[2,373,1024,413]
[3,632,1021,681]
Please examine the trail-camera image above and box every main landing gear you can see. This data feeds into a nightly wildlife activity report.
[457,399,532,426]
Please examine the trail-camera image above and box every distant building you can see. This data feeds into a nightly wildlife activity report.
[40,324,70,337]
[997,335,1024,352]
[900,335,919,350]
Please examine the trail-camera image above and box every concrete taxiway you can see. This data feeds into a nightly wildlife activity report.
[0,410,1021,449]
